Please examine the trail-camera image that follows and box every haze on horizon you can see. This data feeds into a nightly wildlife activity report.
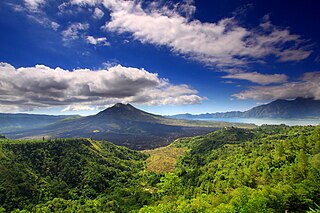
[0,0,319,116]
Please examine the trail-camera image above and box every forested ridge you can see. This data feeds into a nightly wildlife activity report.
[1,125,320,212]
[141,125,320,212]
[0,138,154,212]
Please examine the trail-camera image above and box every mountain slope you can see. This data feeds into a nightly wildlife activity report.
[6,103,237,150]
[243,97,320,118]
[169,97,320,119]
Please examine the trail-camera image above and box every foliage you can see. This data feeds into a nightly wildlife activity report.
[140,125,320,212]
[1,125,320,212]
[0,138,150,212]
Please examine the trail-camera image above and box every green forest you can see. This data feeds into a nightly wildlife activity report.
[1,125,320,212]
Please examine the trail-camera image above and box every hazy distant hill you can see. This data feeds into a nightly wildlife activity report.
[5,103,250,150]
[0,113,79,132]
[169,98,320,119]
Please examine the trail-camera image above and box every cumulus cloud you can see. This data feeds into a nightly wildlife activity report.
[86,36,110,46]
[93,7,104,19]
[0,62,204,112]
[222,72,288,85]
[232,71,320,100]
[9,0,315,103]
[92,0,311,68]
[62,22,89,41]
[12,0,312,70]
[13,0,312,69]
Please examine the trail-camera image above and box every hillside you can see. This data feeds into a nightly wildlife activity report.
[169,97,320,119]
[140,125,320,212]
[5,103,254,150]
[1,125,320,212]
[0,137,149,212]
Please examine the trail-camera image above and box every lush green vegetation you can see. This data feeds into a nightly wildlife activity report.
[0,138,154,212]
[1,125,320,212]
[141,125,320,212]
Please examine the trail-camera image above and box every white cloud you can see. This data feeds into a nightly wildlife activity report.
[86,36,110,46]
[232,71,320,100]
[102,60,119,69]
[50,21,60,31]
[14,0,312,69]
[93,7,104,19]
[176,0,196,19]
[24,0,45,11]
[222,72,288,85]
[26,14,61,31]
[62,105,96,111]
[0,62,204,111]
[71,0,100,6]
[9,0,315,103]
[92,0,311,68]
[12,2,60,31]
[62,22,89,41]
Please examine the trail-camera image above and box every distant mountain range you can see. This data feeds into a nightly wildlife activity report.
[2,98,319,149]
[4,103,251,150]
[0,113,80,132]
[169,98,320,119]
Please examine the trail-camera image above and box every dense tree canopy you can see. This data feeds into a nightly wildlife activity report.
[0,138,151,212]
[141,126,320,212]
[0,125,320,212]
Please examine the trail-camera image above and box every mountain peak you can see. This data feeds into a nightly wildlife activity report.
[95,102,163,123]
[110,103,137,111]
[113,103,134,108]
[98,103,137,114]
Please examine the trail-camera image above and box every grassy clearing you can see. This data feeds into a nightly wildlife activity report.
[143,146,186,173]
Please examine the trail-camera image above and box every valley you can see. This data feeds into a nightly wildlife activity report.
[2,103,254,150]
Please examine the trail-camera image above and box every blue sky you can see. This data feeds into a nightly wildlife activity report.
[0,0,319,115]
